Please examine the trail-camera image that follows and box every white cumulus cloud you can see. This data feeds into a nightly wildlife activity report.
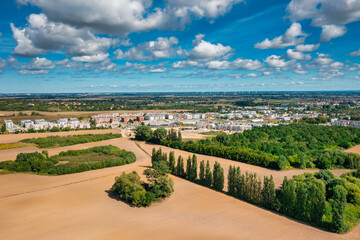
[11,14,112,60]
[16,0,243,36]
[295,44,320,52]
[320,25,347,42]
[286,49,311,60]
[287,0,360,26]
[115,37,180,61]
[350,49,360,57]
[188,34,233,60]
[255,23,307,49]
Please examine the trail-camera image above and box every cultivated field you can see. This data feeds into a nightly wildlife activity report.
[0,132,359,240]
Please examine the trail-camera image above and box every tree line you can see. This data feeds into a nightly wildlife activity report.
[149,147,360,233]
[135,125,360,170]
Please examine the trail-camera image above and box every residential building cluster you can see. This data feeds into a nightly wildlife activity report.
[331,120,360,128]
[3,118,91,132]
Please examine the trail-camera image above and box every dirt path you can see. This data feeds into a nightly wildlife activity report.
[137,141,352,189]
[0,138,359,240]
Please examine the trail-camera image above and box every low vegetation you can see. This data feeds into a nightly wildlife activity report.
[0,142,35,150]
[135,125,360,170]
[21,133,122,148]
[152,147,360,233]
[0,145,135,175]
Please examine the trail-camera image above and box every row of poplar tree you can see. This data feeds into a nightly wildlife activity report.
[152,148,277,211]
[151,147,349,233]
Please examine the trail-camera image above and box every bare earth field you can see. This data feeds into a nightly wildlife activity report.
[0,133,359,240]
[345,144,360,155]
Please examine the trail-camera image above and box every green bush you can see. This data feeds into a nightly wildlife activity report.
[2,145,135,175]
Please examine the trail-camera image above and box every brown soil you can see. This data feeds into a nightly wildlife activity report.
[345,145,360,155]
[0,136,359,240]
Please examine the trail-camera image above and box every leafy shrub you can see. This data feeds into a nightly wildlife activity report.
[1,145,135,175]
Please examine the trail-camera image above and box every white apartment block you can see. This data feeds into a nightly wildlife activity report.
[4,120,14,129]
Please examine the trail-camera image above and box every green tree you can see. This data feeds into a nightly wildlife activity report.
[205,160,212,187]
[135,126,153,141]
[330,185,347,233]
[111,171,145,205]
[186,156,192,180]
[177,131,182,141]
[176,156,185,177]
[227,165,236,196]
[216,133,231,146]
[151,175,174,198]
[190,154,198,181]
[169,151,176,174]
[213,162,224,191]
[41,150,49,158]
[315,169,335,185]
[262,175,277,210]
[234,166,242,198]
[308,179,326,226]
[1,125,6,133]
[279,177,296,216]
[199,160,205,184]
[153,127,167,143]
[277,156,288,170]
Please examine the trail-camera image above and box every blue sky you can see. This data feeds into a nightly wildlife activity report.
[0,0,360,93]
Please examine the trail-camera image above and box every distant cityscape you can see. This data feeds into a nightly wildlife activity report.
[3,105,360,133]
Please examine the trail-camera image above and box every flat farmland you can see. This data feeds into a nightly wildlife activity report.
[0,135,359,240]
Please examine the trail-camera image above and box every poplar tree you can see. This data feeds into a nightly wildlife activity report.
[162,152,167,163]
[179,156,185,177]
[169,151,176,174]
[330,185,347,233]
[176,156,185,177]
[279,177,296,216]
[199,160,205,185]
[227,165,236,196]
[205,160,212,187]
[308,180,326,226]
[262,175,277,210]
[186,156,192,180]
[151,148,156,163]
[178,131,182,141]
[234,166,242,198]
[190,154,197,181]
[213,162,224,191]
